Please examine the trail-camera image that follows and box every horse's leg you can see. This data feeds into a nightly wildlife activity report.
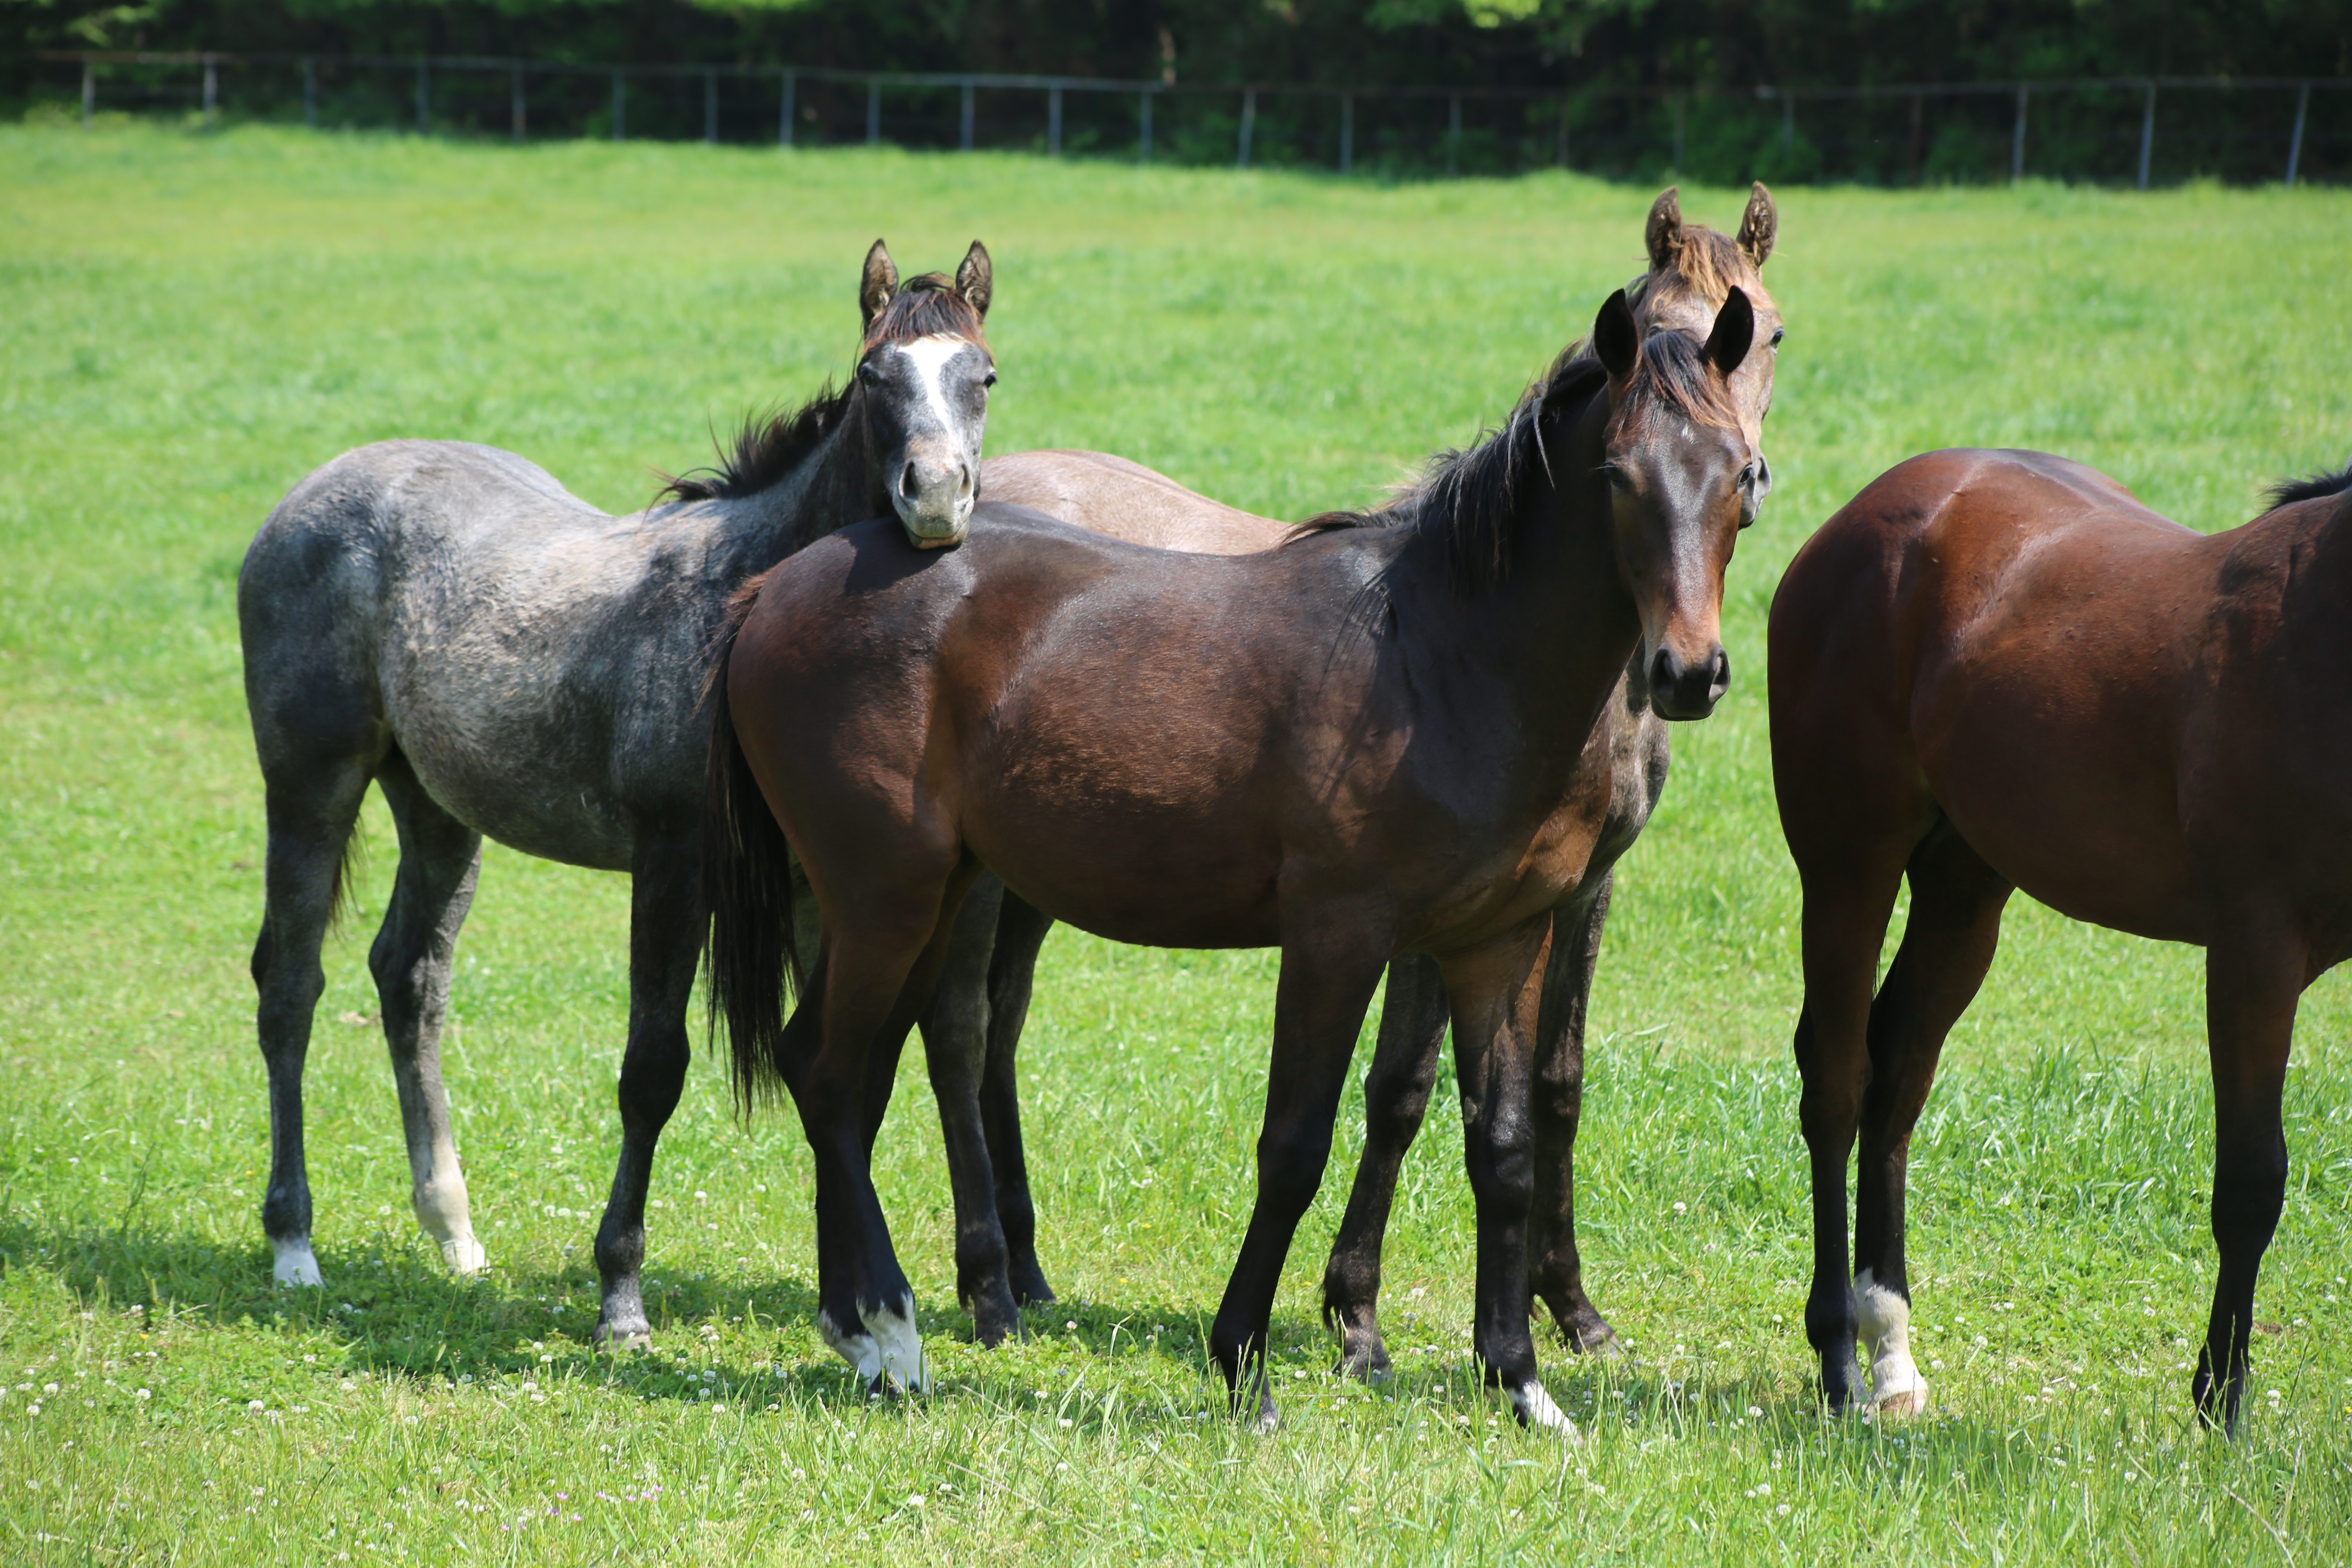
[252,757,374,1287]
[1791,845,1910,1413]
[915,874,1026,1347]
[2192,920,2303,1432]
[592,827,702,1350]
[368,755,488,1276]
[1441,918,1575,1435]
[980,889,1058,1306]
[1209,924,1390,1432]
[1848,822,2011,1418]
[793,866,980,1396]
[1319,952,1449,1380]
[1528,878,1619,1356]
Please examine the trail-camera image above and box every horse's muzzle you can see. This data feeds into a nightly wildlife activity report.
[1649,643,1730,721]
[893,452,976,549]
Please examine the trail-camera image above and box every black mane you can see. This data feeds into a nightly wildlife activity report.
[2265,458,2352,510]
[656,384,854,505]
[1295,343,1671,598]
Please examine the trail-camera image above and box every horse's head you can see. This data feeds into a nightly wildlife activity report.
[1591,285,1758,722]
[855,239,996,548]
[1631,183,1782,521]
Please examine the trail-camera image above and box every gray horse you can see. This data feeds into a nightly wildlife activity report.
[239,243,999,1346]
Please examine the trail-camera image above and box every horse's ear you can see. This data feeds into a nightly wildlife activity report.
[955,241,992,322]
[1644,186,1683,273]
[859,239,898,331]
[1594,289,1638,381]
[1737,182,1777,267]
[1705,287,1755,378]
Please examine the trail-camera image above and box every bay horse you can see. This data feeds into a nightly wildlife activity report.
[1770,449,2352,1430]
[703,286,1762,1430]
[238,241,998,1347]
[922,186,1783,1364]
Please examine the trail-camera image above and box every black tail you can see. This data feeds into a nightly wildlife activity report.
[699,576,804,1114]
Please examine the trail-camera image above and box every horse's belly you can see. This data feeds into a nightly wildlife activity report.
[972,814,1283,950]
[1917,679,2205,944]
[401,741,639,871]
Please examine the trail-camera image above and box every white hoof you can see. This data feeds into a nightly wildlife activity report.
[272,1239,324,1288]
[439,1235,489,1276]
[1510,1379,1583,1441]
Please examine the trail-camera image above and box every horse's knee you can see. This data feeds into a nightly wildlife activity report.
[1257,1128,1334,1218]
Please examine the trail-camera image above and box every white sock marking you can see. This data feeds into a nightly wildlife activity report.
[1509,1379,1583,1441]
[272,1238,323,1288]
[861,1293,929,1394]
[817,1308,885,1386]
[1855,1268,1928,1413]
[410,1139,487,1276]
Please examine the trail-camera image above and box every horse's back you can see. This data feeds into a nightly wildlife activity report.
[241,439,713,870]
[1773,449,2236,941]
[982,449,1291,555]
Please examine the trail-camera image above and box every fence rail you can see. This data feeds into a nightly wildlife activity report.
[29,49,2349,186]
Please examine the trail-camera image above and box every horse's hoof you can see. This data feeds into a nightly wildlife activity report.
[272,1238,324,1288]
[1249,1399,1281,1436]
[1508,1379,1584,1442]
[1011,1270,1057,1308]
[596,1324,653,1353]
[970,1301,1020,1350]
[1867,1386,1929,1420]
[1333,1342,1392,1383]
[440,1236,489,1276]
[1569,1325,1626,1361]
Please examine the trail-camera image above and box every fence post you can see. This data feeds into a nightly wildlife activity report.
[960,81,975,151]
[303,58,317,129]
[513,68,526,143]
[1446,93,1461,176]
[1341,92,1354,174]
[779,69,793,147]
[82,62,93,128]
[867,78,881,145]
[1048,85,1062,154]
[2136,80,2156,189]
[415,59,429,136]
[2011,84,2028,182]
[614,72,626,141]
[1238,87,1255,167]
[1139,90,1152,161]
[203,56,218,131]
[706,69,718,145]
[2287,80,2310,185]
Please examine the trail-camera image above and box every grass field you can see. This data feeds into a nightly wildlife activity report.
[2,123,2351,1564]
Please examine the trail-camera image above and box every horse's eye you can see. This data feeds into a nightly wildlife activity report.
[1597,462,1631,491]
[983,371,998,388]
[856,360,879,383]
[1738,464,1757,489]
[1769,327,1786,348]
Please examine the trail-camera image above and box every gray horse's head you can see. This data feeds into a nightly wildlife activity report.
[857,240,995,548]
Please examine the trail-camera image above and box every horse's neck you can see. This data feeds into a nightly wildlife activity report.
[1401,397,1640,735]
[704,405,875,580]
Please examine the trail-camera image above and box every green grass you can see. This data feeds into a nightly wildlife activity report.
[3,124,2351,1564]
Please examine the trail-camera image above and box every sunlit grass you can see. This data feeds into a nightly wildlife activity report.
[1,124,2349,1563]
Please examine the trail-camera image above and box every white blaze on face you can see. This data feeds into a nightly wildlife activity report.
[1854,1268,1929,1416]
[889,334,984,541]
[895,335,974,444]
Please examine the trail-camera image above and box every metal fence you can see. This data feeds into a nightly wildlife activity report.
[28,50,2349,186]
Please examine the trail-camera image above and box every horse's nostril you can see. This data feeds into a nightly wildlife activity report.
[900,462,920,501]
[1649,646,1677,692]
[1712,648,1733,693]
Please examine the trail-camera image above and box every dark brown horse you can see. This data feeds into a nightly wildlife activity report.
[703,287,1761,1430]
[1770,449,2352,1429]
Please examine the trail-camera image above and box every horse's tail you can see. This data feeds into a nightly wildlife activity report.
[699,573,803,1113]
